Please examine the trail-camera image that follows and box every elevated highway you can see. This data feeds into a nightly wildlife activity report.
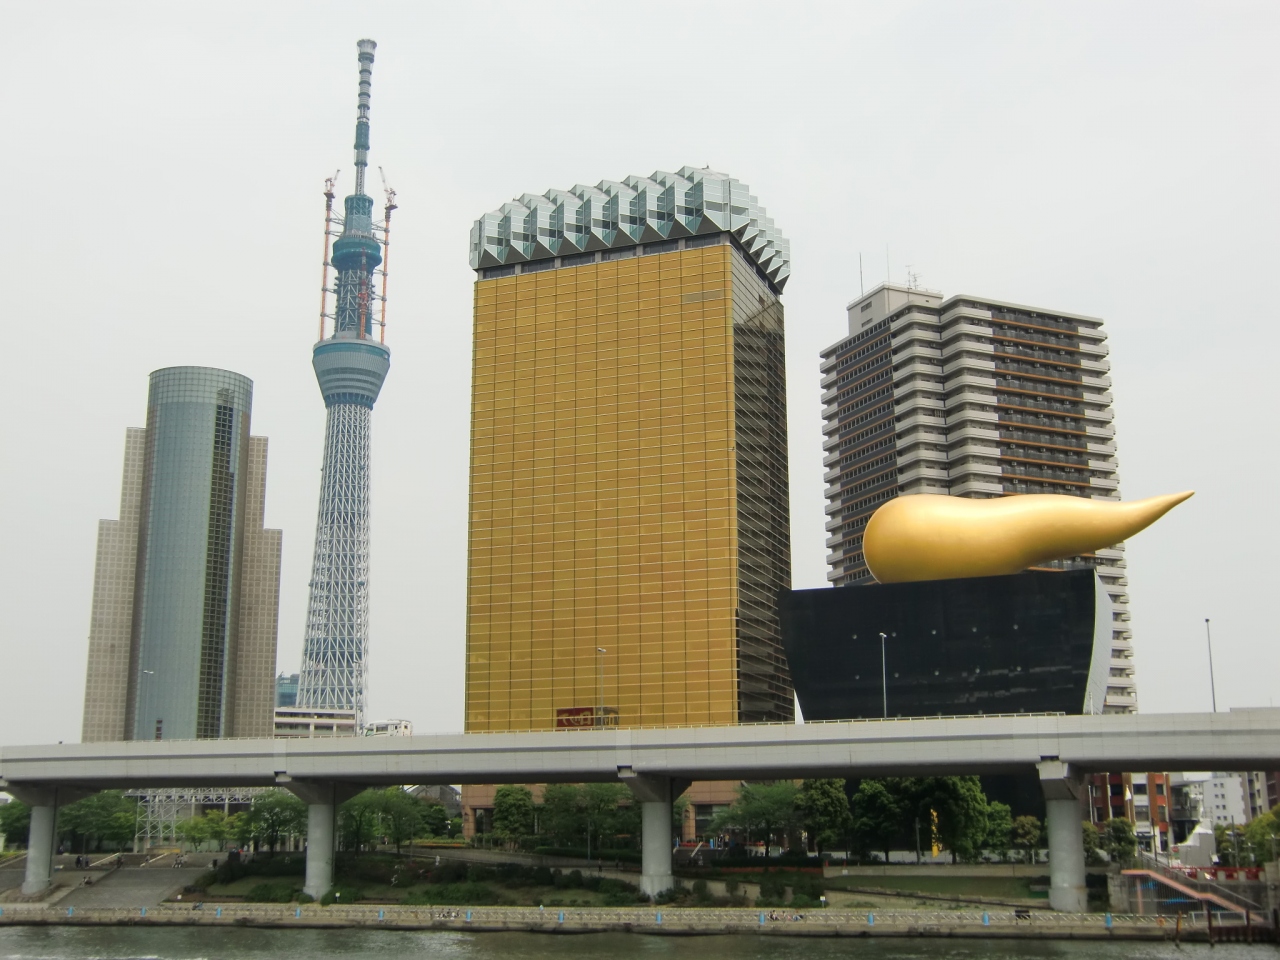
[4,708,1278,910]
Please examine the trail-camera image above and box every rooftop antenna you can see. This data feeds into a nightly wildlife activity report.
[907,266,921,291]
[859,253,864,295]
[353,39,375,197]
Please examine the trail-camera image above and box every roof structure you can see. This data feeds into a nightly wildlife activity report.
[470,166,790,289]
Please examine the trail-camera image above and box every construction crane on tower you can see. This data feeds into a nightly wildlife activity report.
[377,166,397,344]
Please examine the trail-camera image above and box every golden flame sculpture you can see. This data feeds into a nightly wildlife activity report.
[863,491,1194,584]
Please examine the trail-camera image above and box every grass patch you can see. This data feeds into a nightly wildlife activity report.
[825,874,1043,901]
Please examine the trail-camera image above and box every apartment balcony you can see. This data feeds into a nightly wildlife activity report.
[946,423,999,443]
[1081,406,1114,423]
[1000,447,1090,468]
[1078,340,1110,357]
[1084,422,1116,439]
[897,444,948,463]
[899,463,950,485]
[892,342,943,363]
[951,441,1000,460]
[895,410,947,432]
[1091,476,1120,491]
[949,477,1005,497]
[1105,692,1138,711]
[945,388,999,409]
[1081,374,1113,389]
[895,363,946,383]
[895,394,946,415]
[940,305,994,323]
[939,320,993,344]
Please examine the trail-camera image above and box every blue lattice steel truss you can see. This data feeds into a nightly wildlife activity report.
[297,39,391,728]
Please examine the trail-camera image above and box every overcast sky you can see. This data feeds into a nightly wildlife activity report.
[2,1,1277,745]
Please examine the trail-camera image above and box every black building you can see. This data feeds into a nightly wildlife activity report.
[780,570,1109,721]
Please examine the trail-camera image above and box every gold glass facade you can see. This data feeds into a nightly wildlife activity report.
[466,240,792,732]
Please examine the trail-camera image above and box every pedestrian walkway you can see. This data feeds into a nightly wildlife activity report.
[59,867,205,910]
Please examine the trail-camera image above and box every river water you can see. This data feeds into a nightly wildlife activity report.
[0,928,1274,960]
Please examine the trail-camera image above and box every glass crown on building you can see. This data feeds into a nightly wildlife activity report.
[469,166,790,289]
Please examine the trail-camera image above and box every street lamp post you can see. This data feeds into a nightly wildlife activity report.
[595,647,607,728]
[879,632,888,719]
[1204,619,1218,713]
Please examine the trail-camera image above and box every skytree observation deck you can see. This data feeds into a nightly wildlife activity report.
[296,39,393,730]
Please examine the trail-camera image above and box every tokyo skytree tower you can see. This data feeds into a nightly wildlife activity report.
[297,39,394,727]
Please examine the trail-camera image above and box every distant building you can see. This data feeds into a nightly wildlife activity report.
[273,706,358,738]
[1193,772,1270,826]
[819,284,1135,713]
[275,673,300,708]
[81,367,282,742]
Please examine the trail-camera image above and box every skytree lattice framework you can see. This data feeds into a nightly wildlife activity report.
[297,38,393,728]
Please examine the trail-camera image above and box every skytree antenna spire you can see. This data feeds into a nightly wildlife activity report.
[296,39,392,729]
[353,39,374,196]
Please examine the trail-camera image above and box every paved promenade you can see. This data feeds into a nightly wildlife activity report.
[0,902,1267,942]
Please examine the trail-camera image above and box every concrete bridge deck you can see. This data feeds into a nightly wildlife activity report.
[2,708,1277,914]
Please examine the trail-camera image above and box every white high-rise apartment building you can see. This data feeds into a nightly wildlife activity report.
[820,283,1135,712]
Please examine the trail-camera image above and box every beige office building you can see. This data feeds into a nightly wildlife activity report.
[81,367,282,742]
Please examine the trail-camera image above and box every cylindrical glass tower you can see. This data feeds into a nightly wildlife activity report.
[127,366,253,740]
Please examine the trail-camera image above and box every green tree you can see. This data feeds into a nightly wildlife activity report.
[339,790,381,854]
[176,815,211,850]
[249,790,306,854]
[203,810,232,851]
[420,802,448,839]
[796,779,852,854]
[226,811,254,849]
[491,785,535,848]
[1012,815,1041,864]
[581,782,632,854]
[1245,806,1280,863]
[0,800,30,848]
[377,788,424,854]
[539,784,584,846]
[1081,821,1106,866]
[58,792,139,852]
[985,802,1014,862]
[1213,822,1248,867]
[715,782,802,851]
[1100,817,1137,865]
[894,777,991,863]
[851,780,902,862]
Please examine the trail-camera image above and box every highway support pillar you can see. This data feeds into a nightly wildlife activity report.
[1039,759,1087,913]
[619,771,689,899]
[279,779,359,901]
[3,784,89,897]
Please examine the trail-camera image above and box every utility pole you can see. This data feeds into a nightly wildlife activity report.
[1205,619,1218,712]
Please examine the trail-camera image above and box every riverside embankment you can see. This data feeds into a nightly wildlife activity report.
[0,903,1269,942]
